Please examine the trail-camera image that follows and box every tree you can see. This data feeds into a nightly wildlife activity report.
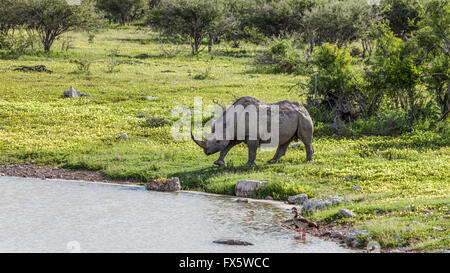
[381,0,422,40]
[365,23,422,117]
[239,0,316,38]
[148,0,223,55]
[0,0,27,35]
[307,43,366,122]
[25,0,101,52]
[302,0,378,52]
[96,0,147,24]
[413,0,449,121]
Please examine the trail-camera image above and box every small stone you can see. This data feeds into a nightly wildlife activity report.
[265,196,273,200]
[145,177,181,192]
[344,230,370,245]
[288,194,308,204]
[345,175,354,181]
[326,196,347,205]
[235,180,269,197]
[302,199,332,211]
[146,96,159,101]
[64,86,94,98]
[119,133,129,140]
[136,113,147,118]
[433,227,445,232]
[330,232,343,239]
[213,239,253,246]
[0,126,5,130]
[38,175,46,180]
[352,186,361,191]
[236,198,249,203]
[422,209,434,216]
[351,239,360,248]
[338,209,356,218]
[64,86,79,98]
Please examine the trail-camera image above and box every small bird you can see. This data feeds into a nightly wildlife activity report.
[291,207,319,241]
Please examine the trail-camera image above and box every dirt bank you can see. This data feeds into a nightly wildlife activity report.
[0,164,141,185]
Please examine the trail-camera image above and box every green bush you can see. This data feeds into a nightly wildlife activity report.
[254,38,302,73]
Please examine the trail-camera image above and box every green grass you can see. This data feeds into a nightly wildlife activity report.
[0,27,449,252]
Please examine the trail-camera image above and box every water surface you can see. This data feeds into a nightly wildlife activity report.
[0,176,350,253]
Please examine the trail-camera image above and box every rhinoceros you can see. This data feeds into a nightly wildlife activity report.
[191,96,314,166]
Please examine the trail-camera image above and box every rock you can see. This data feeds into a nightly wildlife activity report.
[146,96,159,101]
[345,175,354,181]
[136,113,147,118]
[119,133,129,140]
[433,227,446,232]
[145,177,181,192]
[288,194,308,204]
[343,230,370,246]
[302,199,332,211]
[352,186,361,191]
[351,239,361,248]
[338,209,356,218]
[235,180,269,197]
[213,239,253,246]
[302,196,347,211]
[265,196,273,200]
[326,196,347,205]
[422,209,434,216]
[0,126,5,130]
[236,198,249,203]
[63,86,94,98]
[64,86,79,98]
[330,232,343,239]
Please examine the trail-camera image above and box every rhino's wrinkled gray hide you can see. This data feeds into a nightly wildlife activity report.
[191,96,314,166]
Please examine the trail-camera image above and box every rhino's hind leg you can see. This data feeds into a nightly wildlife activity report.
[304,142,314,162]
[298,116,314,162]
[214,141,239,166]
[268,142,290,164]
[245,140,259,167]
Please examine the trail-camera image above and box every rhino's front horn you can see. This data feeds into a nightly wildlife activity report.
[191,131,207,149]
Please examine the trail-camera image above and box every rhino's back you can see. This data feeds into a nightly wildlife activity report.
[232,96,310,117]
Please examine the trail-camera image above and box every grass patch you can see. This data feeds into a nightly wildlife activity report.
[0,27,449,251]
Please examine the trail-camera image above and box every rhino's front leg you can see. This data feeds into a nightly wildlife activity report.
[214,142,238,166]
[268,142,290,164]
[245,140,259,167]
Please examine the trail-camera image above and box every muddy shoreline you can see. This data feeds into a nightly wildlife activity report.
[0,164,415,253]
